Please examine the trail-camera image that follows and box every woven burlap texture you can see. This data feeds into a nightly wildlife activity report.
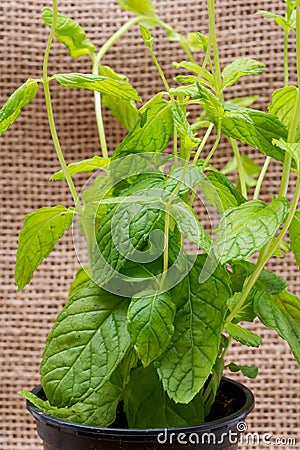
[1,1,299,449]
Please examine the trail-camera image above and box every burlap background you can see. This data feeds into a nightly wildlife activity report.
[1,1,299,449]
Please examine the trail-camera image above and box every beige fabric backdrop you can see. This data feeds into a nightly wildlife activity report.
[0,1,299,449]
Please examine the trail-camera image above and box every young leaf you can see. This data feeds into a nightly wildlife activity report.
[222,57,265,88]
[254,290,300,364]
[55,73,141,101]
[227,291,256,323]
[228,363,258,379]
[273,139,300,172]
[112,94,173,159]
[170,200,212,252]
[197,85,288,162]
[171,101,200,154]
[19,380,121,427]
[214,198,289,264]
[221,155,261,189]
[157,256,231,403]
[15,206,74,290]
[165,164,203,194]
[117,0,157,18]
[123,364,205,428]
[289,211,300,267]
[224,322,262,348]
[227,96,259,108]
[41,7,96,58]
[0,79,39,136]
[230,260,288,295]
[99,66,139,130]
[68,266,92,298]
[41,283,130,407]
[127,291,176,366]
[257,10,296,31]
[268,86,298,130]
[201,169,246,214]
[50,156,110,181]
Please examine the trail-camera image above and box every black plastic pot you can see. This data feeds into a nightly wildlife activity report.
[27,378,254,450]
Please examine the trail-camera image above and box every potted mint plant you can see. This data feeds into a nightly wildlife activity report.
[1,0,300,448]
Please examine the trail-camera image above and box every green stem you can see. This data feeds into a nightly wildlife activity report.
[284,29,290,87]
[203,121,221,169]
[193,122,214,164]
[253,156,271,200]
[148,47,170,92]
[160,209,170,288]
[279,4,300,198]
[92,61,108,159]
[207,0,224,102]
[43,0,81,213]
[230,138,247,199]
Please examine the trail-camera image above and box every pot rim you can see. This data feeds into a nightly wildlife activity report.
[27,377,254,437]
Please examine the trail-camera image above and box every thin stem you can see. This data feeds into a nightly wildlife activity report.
[284,29,290,87]
[193,123,214,164]
[92,61,108,159]
[207,0,224,102]
[279,4,300,198]
[203,121,221,169]
[160,209,170,288]
[230,138,247,199]
[148,47,170,92]
[42,0,81,212]
[253,156,271,200]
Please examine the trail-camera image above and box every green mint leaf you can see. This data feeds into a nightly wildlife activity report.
[19,380,122,427]
[222,57,265,88]
[197,85,288,162]
[0,79,39,136]
[15,206,74,290]
[92,200,162,287]
[254,290,300,364]
[222,154,261,189]
[117,0,157,18]
[165,164,203,194]
[171,101,200,154]
[224,322,262,348]
[139,24,154,48]
[228,363,258,379]
[170,200,212,253]
[273,139,300,172]
[40,283,130,406]
[214,198,289,264]
[157,256,231,403]
[68,266,92,298]
[289,211,300,267]
[41,7,96,58]
[227,291,256,323]
[230,260,288,295]
[50,156,110,181]
[99,65,139,130]
[221,105,288,162]
[127,291,176,366]
[123,364,205,428]
[268,86,298,130]
[227,96,259,108]
[112,94,173,159]
[201,169,247,214]
[257,10,296,31]
[55,73,141,101]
